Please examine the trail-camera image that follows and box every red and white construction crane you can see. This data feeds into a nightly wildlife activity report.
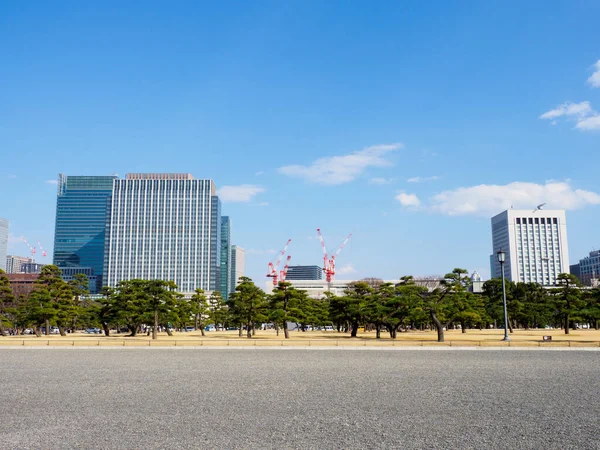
[37,241,47,259]
[279,255,292,283]
[316,228,352,282]
[21,238,36,262]
[267,239,292,286]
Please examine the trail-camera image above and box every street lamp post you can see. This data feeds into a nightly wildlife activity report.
[497,249,510,341]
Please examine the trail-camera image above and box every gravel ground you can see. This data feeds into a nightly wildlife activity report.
[1,349,599,449]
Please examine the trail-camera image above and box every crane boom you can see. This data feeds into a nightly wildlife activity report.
[316,228,351,282]
[279,255,292,283]
[267,239,292,285]
[333,234,352,257]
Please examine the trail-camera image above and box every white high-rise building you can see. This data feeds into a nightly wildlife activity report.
[5,255,34,274]
[0,218,8,272]
[230,245,245,291]
[491,209,569,285]
[105,174,221,294]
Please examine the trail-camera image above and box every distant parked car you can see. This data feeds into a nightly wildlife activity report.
[85,328,101,334]
[185,326,195,332]
[205,325,216,332]
[50,327,60,334]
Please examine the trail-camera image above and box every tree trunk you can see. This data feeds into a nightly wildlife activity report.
[508,319,514,333]
[152,309,158,340]
[461,320,466,334]
[283,321,289,339]
[195,314,199,331]
[165,326,173,337]
[275,323,279,336]
[35,326,41,337]
[252,325,256,336]
[430,311,444,342]
[59,326,66,337]
[246,321,252,338]
[350,320,359,338]
[128,325,137,337]
[0,324,6,337]
[564,315,570,335]
[102,322,110,337]
[375,325,381,339]
[238,324,243,337]
[200,321,206,337]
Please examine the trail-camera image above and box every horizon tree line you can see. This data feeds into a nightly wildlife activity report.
[1,266,599,341]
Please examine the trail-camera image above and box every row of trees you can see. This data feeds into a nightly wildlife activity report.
[1,267,599,341]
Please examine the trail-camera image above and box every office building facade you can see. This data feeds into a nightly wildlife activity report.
[6,273,39,298]
[491,209,569,285]
[104,174,221,294]
[286,265,323,280]
[0,218,8,272]
[53,174,117,293]
[230,245,245,292]
[220,216,231,299]
[576,250,600,287]
[21,263,46,274]
[5,255,33,274]
[60,267,99,293]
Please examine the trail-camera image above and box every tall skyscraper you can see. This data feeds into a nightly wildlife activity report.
[230,245,245,291]
[491,209,569,285]
[286,265,323,280]
[220,216,231,299]
[5,255,34,274]
[104,174,221,294]
[210,195,222,294]
[0,218,8,272]
[53,174,117,293]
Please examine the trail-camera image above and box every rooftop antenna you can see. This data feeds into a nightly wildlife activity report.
[532,203,546,213]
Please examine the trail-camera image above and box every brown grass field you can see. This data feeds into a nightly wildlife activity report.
[2,328,600,347]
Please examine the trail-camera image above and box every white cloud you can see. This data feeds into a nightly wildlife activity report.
[429,181,600,216]
[395,192,421,207]
[217,185,265,203]
[257,201,269,207]
[336,264,357,275]
[255,171,264,176]
[46,179,58,185]
[407,176,439,183]
[575,115,600,131]
[369,177,393,185]
[278,143,402,185]
[587,59,600,88]
[421,149,438,158]
[539,101,600,131]
[539,101,593,120]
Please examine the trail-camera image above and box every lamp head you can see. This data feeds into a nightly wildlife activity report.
[497,249,506,263]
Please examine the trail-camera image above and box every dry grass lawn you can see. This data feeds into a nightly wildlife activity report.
[1,327,600,347]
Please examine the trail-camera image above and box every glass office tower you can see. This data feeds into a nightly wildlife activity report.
[220,216,231,299]
[104,174,221,294]
[53,175,117,293]
[210,195,222,294]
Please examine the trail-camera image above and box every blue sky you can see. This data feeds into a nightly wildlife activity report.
[1,1,600,285]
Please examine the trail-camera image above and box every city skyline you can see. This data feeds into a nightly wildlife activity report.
[2,2,600,283]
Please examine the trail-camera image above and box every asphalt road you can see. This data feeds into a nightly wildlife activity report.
[1,349,599,449]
